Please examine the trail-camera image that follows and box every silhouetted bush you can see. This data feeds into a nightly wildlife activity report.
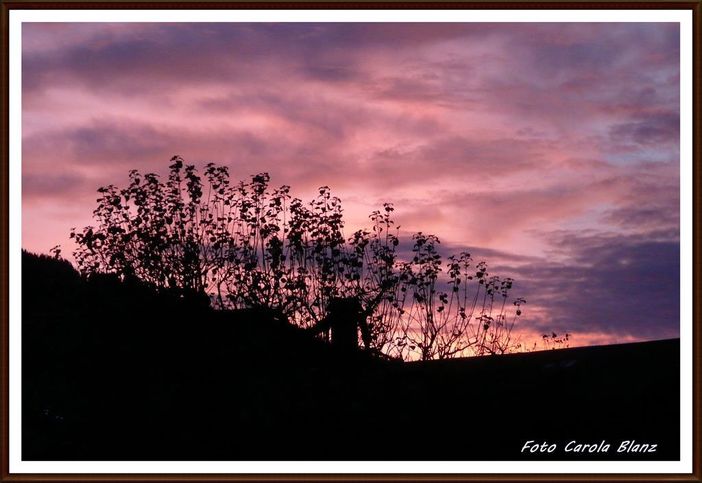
[71,156,527,360]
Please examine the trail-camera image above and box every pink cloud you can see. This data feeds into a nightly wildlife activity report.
[21,22,681,346]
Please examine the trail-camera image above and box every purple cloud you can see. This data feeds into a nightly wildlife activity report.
[21,22,681,346]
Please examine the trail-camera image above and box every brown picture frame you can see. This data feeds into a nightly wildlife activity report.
[1,1,699,481]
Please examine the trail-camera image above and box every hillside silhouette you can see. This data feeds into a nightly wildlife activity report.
[23,251,679,460]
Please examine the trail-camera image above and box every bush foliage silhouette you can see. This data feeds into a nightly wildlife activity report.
[72,156,527,360]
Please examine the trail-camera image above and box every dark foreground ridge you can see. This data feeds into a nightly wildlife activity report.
[22,251,679,461]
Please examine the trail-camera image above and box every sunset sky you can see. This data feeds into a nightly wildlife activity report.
[22,22,680,346]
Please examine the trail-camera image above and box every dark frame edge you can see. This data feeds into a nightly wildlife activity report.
[692,0,701,481]
[0,475,701,482]
[0,1,700,482]
[0,1,700,9]
[2,0,11,480]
